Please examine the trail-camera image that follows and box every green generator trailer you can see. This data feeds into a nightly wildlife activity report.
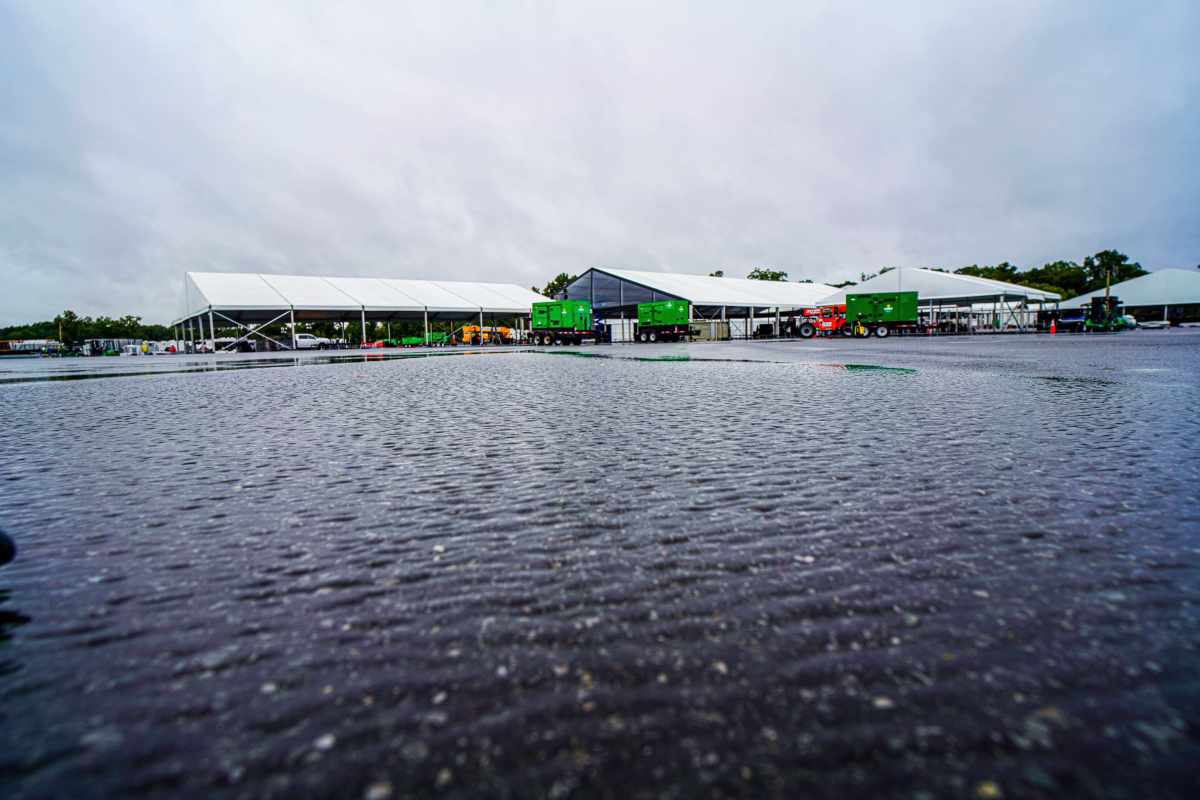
[844,291,920,337]
[635,300,691,343]
[530,300,598,345]
[400,332,448,346]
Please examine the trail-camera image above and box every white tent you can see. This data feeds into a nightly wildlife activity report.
[179,272,545,322]
[1060,269,1200,308]
[596,268,837,309]
[817,267,1060,305]
[175,271,547,352]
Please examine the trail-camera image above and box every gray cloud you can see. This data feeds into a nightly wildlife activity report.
[1,0,1197,324]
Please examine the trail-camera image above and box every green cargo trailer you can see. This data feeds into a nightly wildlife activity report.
[635,300,691,342]
[844,291,919,337]
[530,300,598,345]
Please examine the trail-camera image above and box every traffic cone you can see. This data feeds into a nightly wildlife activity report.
[1049,319,1056,335]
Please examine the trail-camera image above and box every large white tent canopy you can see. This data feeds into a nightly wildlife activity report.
[177,272,546,324]
[598,268,837,309]
[563,268,837,319]
[818,268,1060,306]
[1060,269,1200,308]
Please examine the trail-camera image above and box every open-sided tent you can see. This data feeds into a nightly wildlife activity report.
[1060,269,1200,324]
[817,268,1060,306]
[817,268,1060,332]
[175,271,546,351]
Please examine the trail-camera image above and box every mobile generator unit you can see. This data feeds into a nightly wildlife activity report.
[635,300,691,342]
[530,300,598,345]
[843,291,920,337]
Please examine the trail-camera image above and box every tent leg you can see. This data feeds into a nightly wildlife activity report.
[424,309,430,346]
[360,309,367,347]
[289,309,296,350]
[208,310,216,353]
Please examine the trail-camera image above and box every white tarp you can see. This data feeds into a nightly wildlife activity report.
[817,267,1060,305]
[599,268,837,309]
[1060,269,1200,308]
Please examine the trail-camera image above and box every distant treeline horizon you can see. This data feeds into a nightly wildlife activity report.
[0,249,1157,342]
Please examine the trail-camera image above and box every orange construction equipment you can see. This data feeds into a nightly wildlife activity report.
[460,325,513,346]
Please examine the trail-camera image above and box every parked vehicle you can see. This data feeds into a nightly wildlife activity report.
[788,292,920,338]
[294,333,332,349]
[1039,297,1133,333]
[530,300,598,345]
[635,300,690,342]
[1084,296,1134,332]
[792,304,848,338]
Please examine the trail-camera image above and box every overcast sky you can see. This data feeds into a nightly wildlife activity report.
[1,1,1196,324]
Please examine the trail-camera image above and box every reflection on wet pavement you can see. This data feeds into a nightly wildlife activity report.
[1,333,1198,798]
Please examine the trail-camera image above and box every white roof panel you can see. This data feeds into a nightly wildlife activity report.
[818,268,1060,305]
[1061,269,1200,307]
[178,271,549,322]
[379,279,479,311]
[485,283,550,308]
[323,277,424,311]
[258,274,361,310]
[600,268,836,308]
[186,272,289,312]
[431,281,526,311]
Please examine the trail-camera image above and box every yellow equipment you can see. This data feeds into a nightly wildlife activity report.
[460,325,513,345]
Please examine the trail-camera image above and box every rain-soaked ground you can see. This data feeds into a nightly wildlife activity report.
[1,331,1198,799]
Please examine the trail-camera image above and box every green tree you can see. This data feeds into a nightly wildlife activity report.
[1022,260,1087,298]
[747,268,788,281]
[956,262,1020,282]
[535,272,577,298]
[53,310,83,344]
[1082,250,1146,291]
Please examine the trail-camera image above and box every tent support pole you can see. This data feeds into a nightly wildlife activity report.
[360,309,367,347]
[289,309,296,350]
[424,309,430,346]
[208,309,216,354]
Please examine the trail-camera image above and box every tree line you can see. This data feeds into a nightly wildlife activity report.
[0,310,174,344]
